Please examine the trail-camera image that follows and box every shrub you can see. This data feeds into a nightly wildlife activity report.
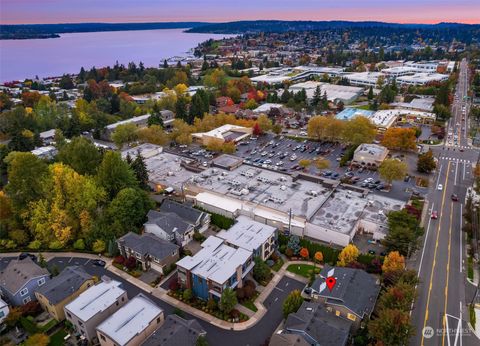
[169,279,180,292]
[236,287,245,300]
[245,280,256,289]
[243,285,255,299]
[28,240,42,250]
[48,240,63,250]
[20,301,42,317]
[230,309,240,319]
[125,256,137,270]
[92,239,106,253]
[183,289,193,302]
[73,239,85,250]
[163,263,177,276]
[113,256,125,265]
[207,298,218,311]
[271,252,279,261]
[285,248,294,258]
[193,232,206,242]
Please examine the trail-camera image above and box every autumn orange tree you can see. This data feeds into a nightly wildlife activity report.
[381,128,417,151]
[314,251,323,264]
[337,244,359,267]
[382,251,405,274]
[299,247,309,260]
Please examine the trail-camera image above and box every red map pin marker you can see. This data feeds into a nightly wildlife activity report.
[326,276,336,292]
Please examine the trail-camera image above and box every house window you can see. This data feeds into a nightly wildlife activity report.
[100,334,106,341]
[156,317,161,324]
[78,321,83,327]
[67,312,72,318]
[153,257,160,263]
[37,278,46,286]
[135,252,141,259]
[23,296,31,304]
[20,288,28,296]
[347,313,357,321]
[121,297,125,302]
[172,251,177,256]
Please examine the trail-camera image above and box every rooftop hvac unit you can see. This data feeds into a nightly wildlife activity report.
[280,185,287,191]
[240,188,249,195]
[167,171,174,176]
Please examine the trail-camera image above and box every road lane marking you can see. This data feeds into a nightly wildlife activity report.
[274,287,284,292]
[460,203,463,273]
[418,202,435,277]
[442,206,454,346]
[84,259,90,265]
[454,161,458,185]
[68,257,73,263]
[436,164,444,187]
[421,161,451,346]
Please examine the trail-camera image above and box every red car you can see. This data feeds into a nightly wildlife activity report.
[431,210,438,219]
[451,194,459,201]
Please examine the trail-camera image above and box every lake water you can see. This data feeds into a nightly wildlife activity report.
[0,29,233,82]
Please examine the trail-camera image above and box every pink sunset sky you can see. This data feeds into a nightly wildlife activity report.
[1,0,479,24]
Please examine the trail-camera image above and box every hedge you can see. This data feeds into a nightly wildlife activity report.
[278,233,340,265]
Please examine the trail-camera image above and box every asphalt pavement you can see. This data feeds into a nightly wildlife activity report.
[411,58,479,346]
[1,255,304,346]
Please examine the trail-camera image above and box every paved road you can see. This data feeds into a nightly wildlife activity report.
[1,256,304,346]
[411,59,479,346]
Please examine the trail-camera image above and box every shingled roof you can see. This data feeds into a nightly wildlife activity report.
[0,257,49,295]
[35,266,93,305]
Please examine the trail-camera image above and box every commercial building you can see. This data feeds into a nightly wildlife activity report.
[176,236,254,300]
[192,124,252,145]
[96,294,164,346]
[344,72,383,87]
[64,278,128,341]
[0,257,50,306]
[142,315,206,346]
[35,266,95,321]
[270,301,353,346]
[289,81,363,105]
[397,73,449,86]
[117,232,179,273]
[310,266,381,328]
[335,108,375,121]
[103,114,151,140]
[217,216,277,261]
[352,144,389,169]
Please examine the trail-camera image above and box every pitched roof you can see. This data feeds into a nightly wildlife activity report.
[311,265,381,318]
[142,314,206,346]
[118,232,179,260]
[0,257,49,294]
[34,266,93,305]
[146,211,192,236]
[283,301,352,346]
[269,333,312,346]
[159,199,206,225]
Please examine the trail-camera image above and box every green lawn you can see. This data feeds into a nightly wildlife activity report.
[20,317,38,334]
[468,256,474,281]
[271,258,284,272]
[49,329,68,346]
[287,264,320,278]
[241,300,258,312]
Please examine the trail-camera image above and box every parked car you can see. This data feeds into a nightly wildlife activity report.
[19,253,37,262]
[437,184,443,190]
[368,250,376,255]
[451,194,459,201]
[431,210,438,219]
[92,259,106,267]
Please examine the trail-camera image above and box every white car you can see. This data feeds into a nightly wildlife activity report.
[437,184,443,190]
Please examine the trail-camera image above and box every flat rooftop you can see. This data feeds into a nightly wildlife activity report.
[65,279,125,322]
[176,236,252,285]
[96,294,163,346]
[217,215,276,252]
[189,165,330,220]
[309,188,403,234]
[336,108,375,121]
[355,143,388,157]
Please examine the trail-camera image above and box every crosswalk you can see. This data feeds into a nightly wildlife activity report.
[439,156,473,164]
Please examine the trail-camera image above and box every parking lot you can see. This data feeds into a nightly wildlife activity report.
[166,133,423,202]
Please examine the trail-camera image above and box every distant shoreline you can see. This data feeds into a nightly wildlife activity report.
[0,22,208,40]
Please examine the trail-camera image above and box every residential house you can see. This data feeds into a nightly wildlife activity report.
[117,232,179,273]
[310,266,381,329]
[351,143,389,169]
[64,277,128,341]
[176,236,254,301]
[216,216,277,261]
[270,301,352,346]
[34,266,95,321]
[0,257,50,306]
[0,298,9,331]
[96,294,164,346]
[142,314,206,346]
[144,199,210,246]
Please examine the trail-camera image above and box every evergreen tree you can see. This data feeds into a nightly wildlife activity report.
[163,60,168,68]
[312,85,321,106]
[368,86,374,100]
[131,152,149,190]
[175,96,189,123]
